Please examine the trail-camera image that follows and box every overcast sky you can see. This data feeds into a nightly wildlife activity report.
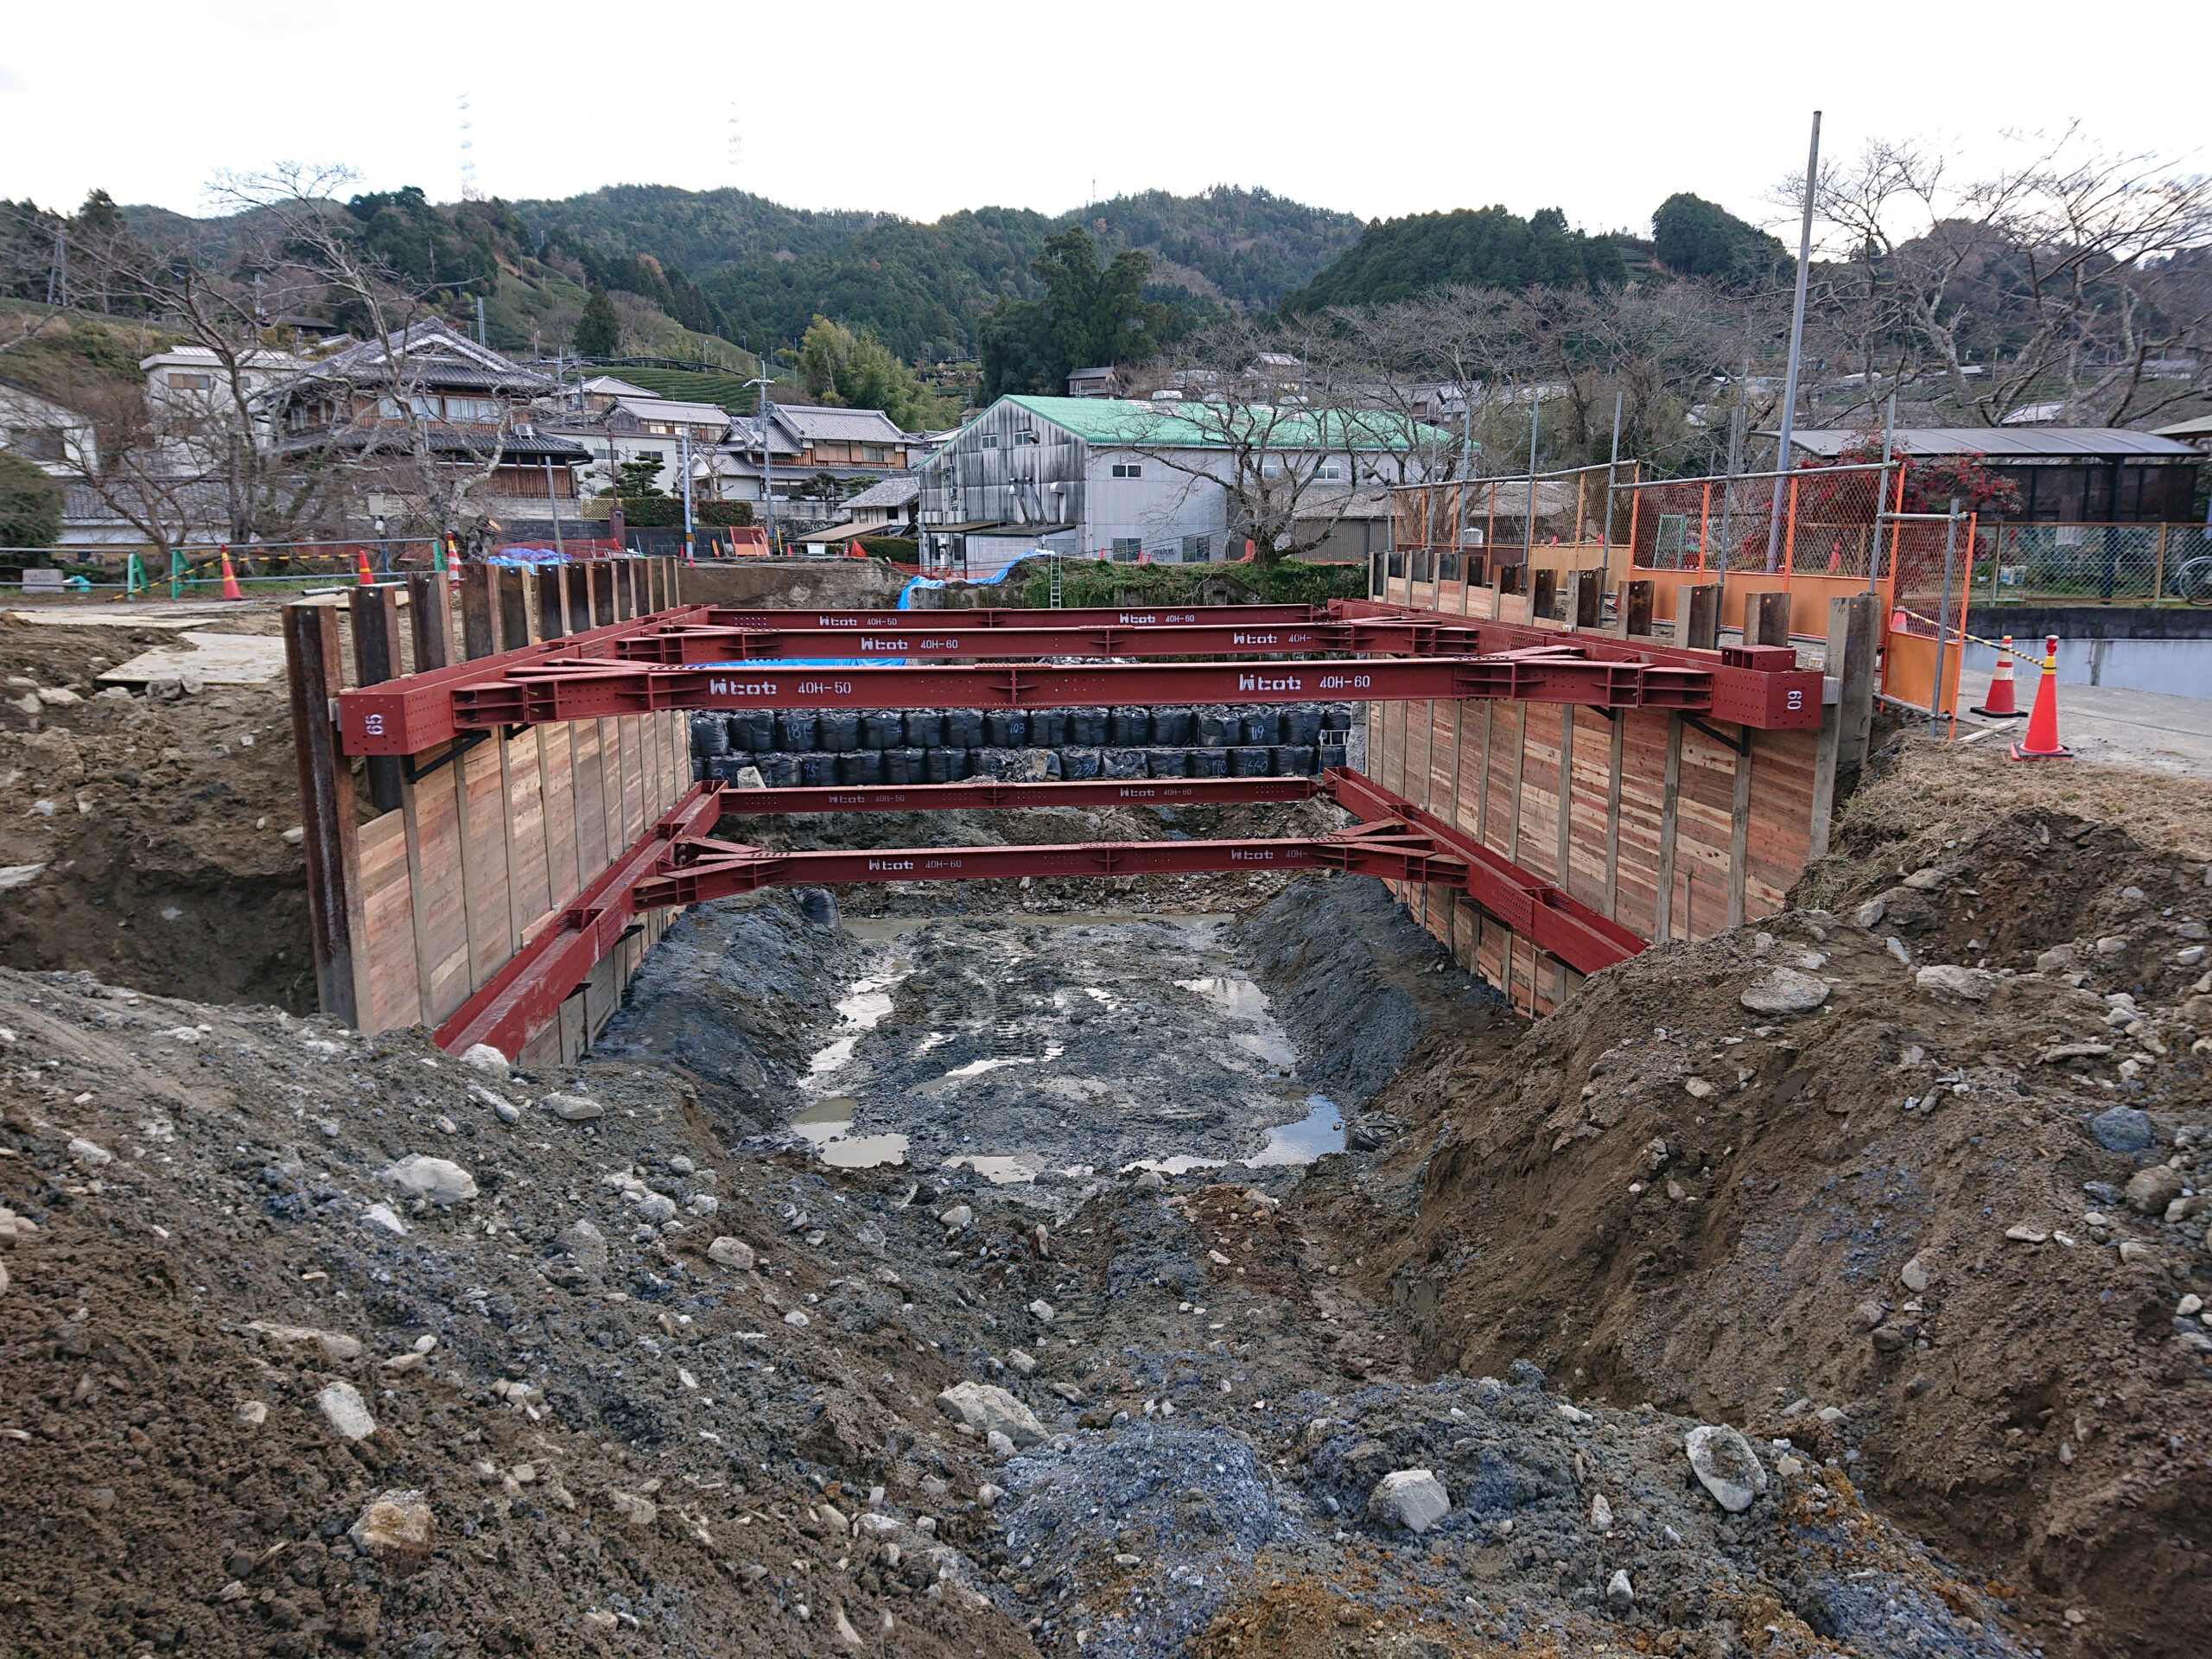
[3,0,2205,239]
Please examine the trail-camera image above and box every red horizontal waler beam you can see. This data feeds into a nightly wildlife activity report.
[342,654,1732,754]
[433,781,726,1060]
[627,830,1460,909]
[696,603,1326,631]
[1331,599,1822,729]
[430,766,1644,1064]
[1325,767,1646,971]
[713,775,1323,813]
[614,619,1501,664]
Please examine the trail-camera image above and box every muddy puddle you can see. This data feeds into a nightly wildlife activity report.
[777,909,1344,1185]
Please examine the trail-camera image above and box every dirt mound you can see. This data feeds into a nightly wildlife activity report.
[1296,744,2212,1656]
[0,612,310,1008]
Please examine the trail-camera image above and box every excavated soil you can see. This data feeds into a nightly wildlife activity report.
[1297,737,2212,1658]
[4,589,2202,1659]
[0,608,312,1010]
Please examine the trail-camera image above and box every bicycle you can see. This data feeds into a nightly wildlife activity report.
[2173,553,2212,605]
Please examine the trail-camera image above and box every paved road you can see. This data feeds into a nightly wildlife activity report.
[1945,665,2212,778]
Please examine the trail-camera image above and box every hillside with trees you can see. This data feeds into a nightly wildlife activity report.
[509,184,1363,363]
[1280,206,1631,311]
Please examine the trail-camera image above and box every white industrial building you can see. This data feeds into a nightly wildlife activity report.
[914,395,1446,578]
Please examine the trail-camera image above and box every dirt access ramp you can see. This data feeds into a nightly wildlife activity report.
[1297,737,2212,1657]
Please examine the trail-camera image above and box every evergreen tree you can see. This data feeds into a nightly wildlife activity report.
[575,288,620,357]
[0,452,64,552]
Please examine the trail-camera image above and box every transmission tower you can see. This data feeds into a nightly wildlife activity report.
[459,93,480,201]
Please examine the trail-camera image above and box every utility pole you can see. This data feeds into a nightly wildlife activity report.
[745,366,778,553]
[476,296,487,347]
[1766,110,1821,574]
[543,457,564,556]
[1602,390,1623,551]
[680,426,696,563]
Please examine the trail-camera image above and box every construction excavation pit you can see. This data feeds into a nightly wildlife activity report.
[2,563,2208,1659]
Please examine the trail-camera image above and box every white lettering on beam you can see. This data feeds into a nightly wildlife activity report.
[867,858,916,872]
[1237,672,1303,693]
[707,678,779,697]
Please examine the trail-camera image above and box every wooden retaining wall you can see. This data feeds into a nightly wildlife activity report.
[284,557,690,1068]
[1364,579,1877,1017]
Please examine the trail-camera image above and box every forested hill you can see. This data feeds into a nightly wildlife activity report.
[1280,206,1634,311]
[506,185,1365,361]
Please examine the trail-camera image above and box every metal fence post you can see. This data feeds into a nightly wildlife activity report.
[2153,521,2169,603]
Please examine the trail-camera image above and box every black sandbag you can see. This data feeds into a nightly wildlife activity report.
[1150,706,1193,745]
[689,713,728,758]
[1109,706,1153,745]
[1241,709,1281,745]
[759,753,799,787]
[984,710,1029,747]
[1058,747,1101,780]
[799,753,835,786]
[903,710,946,747]
[731,711,775,752]
[1194,706,1235,746]
[1101,747,1147,779]
[1065,707,1106,746]
[1273,745,1317,776]
[776,710,819,752]
[1186,746,1228,778]
[946,709,984,747]
[817,712,861,753]
[838,750,882,785]
[861,712,903,750]
[884,747,923,785]
[1029,709,1067,747]
[1228,746,1271,777]
[1280,705,1322,746]
[1144,749,1189,779]
[690,756,708,782]
[925,747,959,784]
[1320,702,1355,731]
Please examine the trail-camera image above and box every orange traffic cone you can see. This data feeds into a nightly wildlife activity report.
[218,544,245,601]
[2010,634,2072,761]
[1971,635,2022,717]
[355,546,375,585]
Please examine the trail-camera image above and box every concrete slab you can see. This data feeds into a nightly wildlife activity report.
[95,632,288,685]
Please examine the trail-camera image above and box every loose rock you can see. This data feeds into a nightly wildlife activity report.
[1684,1423,1766,1512]
[348,1491,434,1560]
[316,1382,377,1442]
[378,1155,476,1205]
[1367,1469,1450,1534]
[707,1236,755,1270]
[543,1092,606,1122]
[936,1381,1046,1447]
[1738,968,1830,1014]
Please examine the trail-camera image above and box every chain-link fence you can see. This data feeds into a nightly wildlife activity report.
[1974,522,2212,605]
[1393,462,1639,554]
[1615,465,1895,578]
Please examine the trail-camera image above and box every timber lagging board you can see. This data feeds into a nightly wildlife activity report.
[283,559,690,1069]
[1366,691,1827,1020]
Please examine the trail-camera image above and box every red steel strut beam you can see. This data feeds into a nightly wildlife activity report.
[1323,767,1645,972]
[344,652,1752,754]
[693,603,1326,631]
[711,775,1323,814]
[614,618,1498,664]
[433,781,726,1061]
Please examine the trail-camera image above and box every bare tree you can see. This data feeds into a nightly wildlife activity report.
[1802,126,2212,426]
[210,165,530,545]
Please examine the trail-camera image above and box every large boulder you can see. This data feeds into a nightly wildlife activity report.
[378,1155,476,1205]
[1738,969,1829,1014]
[1685,1424,1766,1512]
[1367,1469,1450,1534]
[936,1381,1046,1448]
